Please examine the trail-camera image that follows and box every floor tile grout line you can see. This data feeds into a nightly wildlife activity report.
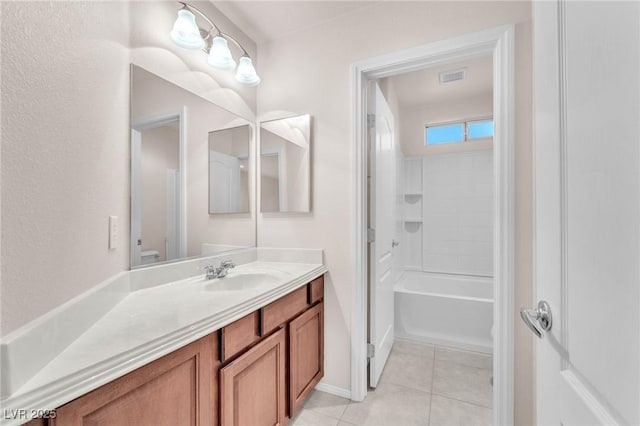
[338,397,354,423]
[427,345,436,426]
[431,391,493,410]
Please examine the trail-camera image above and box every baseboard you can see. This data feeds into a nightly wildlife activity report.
[314,382,352,400]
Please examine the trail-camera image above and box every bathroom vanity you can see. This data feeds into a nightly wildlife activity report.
[40,275,324,426]
[1,250,326,426]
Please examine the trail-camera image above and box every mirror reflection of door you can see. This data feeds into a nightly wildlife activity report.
[131,116,182,267]
[208,125,251,214]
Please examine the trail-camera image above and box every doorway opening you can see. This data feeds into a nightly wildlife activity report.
[130,109,186,268]
[352,25,514,425]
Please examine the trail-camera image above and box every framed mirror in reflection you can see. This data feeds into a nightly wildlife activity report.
[209,125,251,214]
[260,114,311,213]
[130,65,255,269]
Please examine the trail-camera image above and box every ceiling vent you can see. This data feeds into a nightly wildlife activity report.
[439,68,467,84]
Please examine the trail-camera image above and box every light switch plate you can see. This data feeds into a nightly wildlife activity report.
[109,216,118,250]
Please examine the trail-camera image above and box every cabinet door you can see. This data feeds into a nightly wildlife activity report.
[289,302,324,415]
[53,334,217,426]
[220,328,286,426]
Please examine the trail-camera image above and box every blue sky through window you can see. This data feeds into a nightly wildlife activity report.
[468,120,494,139]
[425,119,494,145]
[426,123,465,145]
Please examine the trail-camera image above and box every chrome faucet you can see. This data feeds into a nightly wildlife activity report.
[216,260,236,278]
[203,260,236,279]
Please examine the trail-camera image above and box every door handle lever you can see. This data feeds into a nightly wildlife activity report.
[520,300,552,339]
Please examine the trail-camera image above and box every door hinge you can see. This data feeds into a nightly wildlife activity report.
[367,228,376,243]
[367,113,376,129]
[367,343,375,358]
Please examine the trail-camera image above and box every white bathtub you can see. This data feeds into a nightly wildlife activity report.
[394,271,494,353]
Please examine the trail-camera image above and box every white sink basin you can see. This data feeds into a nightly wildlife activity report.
[201,272,281,292]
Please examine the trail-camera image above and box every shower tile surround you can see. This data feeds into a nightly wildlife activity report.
[404,151,493,276]
[290,339,493,426]
[0,248,326,425]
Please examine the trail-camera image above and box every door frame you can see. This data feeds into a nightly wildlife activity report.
[351,24,515,425]
[130,108,187,267]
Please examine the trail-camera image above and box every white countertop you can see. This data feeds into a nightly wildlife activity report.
[0,259,326,425]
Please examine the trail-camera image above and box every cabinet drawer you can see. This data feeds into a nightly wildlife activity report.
[221,311,261,362]
[262,286,309,335]
[309,275,324,304]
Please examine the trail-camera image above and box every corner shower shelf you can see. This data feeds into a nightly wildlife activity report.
[404,219,423,223]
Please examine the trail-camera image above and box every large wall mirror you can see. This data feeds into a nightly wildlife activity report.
[260,114,311,213]
[130,65,255,268]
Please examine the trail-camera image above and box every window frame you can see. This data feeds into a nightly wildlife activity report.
[425,116,494,146]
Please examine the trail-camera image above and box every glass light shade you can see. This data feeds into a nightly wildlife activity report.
[169,9,205,50]
[235,56,261,87]
[207,36,236,70]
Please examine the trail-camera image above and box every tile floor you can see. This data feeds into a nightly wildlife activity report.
[290,339,493,426]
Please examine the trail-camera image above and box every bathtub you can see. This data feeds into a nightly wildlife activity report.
[394,271,494,353]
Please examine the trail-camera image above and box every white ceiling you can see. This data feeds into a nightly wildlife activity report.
[211,1,492,108]
[389,55,493,108]
[213,1,379,44]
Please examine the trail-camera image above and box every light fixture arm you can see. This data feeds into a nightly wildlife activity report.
[176,2,250,57]
[218,31,249,57]
[176,1,220,34]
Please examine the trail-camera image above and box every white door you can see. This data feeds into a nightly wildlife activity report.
[533,2,640,424]
[210,150,241,213]
[369,82,396,387]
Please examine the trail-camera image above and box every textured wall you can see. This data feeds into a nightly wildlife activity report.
[256,2,534,424]
[1,1,131,336]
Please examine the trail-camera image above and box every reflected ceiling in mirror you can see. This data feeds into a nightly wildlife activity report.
[130,65,255,269]
[260,114,311,213]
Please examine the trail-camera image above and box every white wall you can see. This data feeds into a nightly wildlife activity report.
[1,1,257,336]
[256,2,534,424]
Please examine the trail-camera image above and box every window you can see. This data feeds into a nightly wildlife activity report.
[425,123,464,145]
[425,118,493,145]
[467,119,494,139]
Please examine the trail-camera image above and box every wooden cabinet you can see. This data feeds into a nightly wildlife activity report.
[40,275,324,426]
[289,302,324,416]
[221,311,261,362]
[220,329,287,426]
[261,286,309,335]
[52,334,218,426]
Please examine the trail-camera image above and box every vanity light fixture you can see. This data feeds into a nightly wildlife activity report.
[169,2,261,87]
